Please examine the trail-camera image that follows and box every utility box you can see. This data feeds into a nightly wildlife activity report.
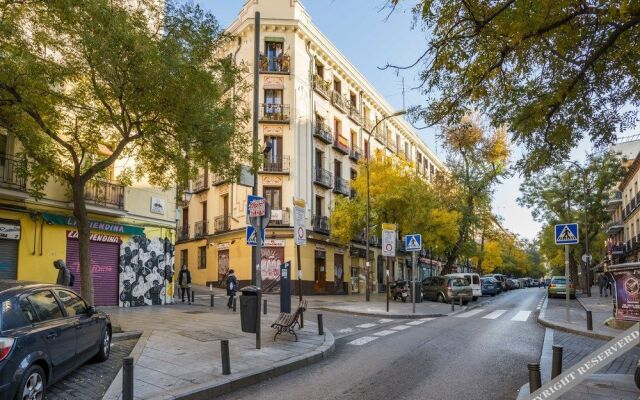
[280,261,291,313]
[412,281,422,303]
[240,286,261,333]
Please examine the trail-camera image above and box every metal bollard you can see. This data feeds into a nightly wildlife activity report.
[459,297,463,307]
[210,294,214,308]
[263,299,267,315]
[300,310,304,329]
[317,313,324,335]
[451,297,455,311]
[232,297,237,312]
[528,363,542,393]
[122,357,134,400]
[586,310,593,331]
[191,290,195,304]
[551,345,563,379]
[221,340,231,375]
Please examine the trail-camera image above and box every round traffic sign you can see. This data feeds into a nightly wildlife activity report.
[297,227,304,238]
[385,243,392,251]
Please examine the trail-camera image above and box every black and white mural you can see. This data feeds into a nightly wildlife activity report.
[119,236,175,307]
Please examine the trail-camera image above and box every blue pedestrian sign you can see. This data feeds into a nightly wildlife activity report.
[555,223,579,245]
[246,225,266,246]
[404,234,422,252]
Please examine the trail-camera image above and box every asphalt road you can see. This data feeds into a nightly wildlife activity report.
[217,287,547,400]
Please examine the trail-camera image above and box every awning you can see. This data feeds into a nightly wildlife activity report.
[42,212,144,236]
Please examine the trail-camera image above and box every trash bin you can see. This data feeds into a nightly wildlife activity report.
[240,285,261,333]
[412,281,422,303]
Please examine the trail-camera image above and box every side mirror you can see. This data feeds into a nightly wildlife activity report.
[88,306,97,315]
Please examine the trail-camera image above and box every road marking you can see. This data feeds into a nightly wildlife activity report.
[511,311,532,322]
[482,310,507,319]
[356,323,377,329]
[455,309,485,318]
[338,328,353,334]
[347,336,379,346]
[373,330,397,337]
[419,318,435,322]
[406,320,426,325]
[391,325,411,331]
[378,319,394,323]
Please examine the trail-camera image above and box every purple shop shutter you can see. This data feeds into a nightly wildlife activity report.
[66,238,119,306]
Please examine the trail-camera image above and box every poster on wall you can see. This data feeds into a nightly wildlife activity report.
[150,197,166,215]
[119,236,175,307]
[218,249,229,284]
[0,223,20,240]
[610,266,640,322]
[261,240,285,293]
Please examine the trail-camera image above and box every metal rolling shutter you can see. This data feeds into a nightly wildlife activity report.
[0,240,18,280]
[66,239,119,306]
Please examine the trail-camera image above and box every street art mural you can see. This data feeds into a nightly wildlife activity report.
[261,244,284,293]
[119,236,174,307]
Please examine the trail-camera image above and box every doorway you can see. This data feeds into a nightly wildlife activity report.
[314,251,326,292]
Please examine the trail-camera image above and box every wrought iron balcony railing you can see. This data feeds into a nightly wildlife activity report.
[348,106,361,125]
[0,153,26,191]
[259,53,290,73]
[334,176,350,196]
[333,135,350,154]
[194,220,209,238]
[331,91,348,112]
[313,75,331,99]
[262,156,290,173]
[84,179,125,210]
[259,103,290,123]
[312,215,330,235]
[177,224,190,241]
[349,146,362,161]
[314,121,333,143]
[314,167,333,188]
[214,215,231,233]
[193,173,209,192]
[269,209,290,227]
[363,119,375,133]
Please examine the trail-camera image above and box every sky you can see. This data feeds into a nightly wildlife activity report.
[194,0,600,241]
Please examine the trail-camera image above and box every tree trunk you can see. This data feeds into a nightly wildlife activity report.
[71,179,94,305]
[569,251,579,291]
[477,229,485,273]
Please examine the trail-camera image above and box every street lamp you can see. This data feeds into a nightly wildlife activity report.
[365,110,406,302]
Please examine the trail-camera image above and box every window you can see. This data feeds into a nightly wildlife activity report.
[405,142,410,159]
[265,89,283,105]
[334,160,342,178]
[202,201,207,222]
[334,119,342,137]
[27,291,63,322]
[265,40,283,57]
[350,130,358,150]
[1,298,33,330]
[350,92,357,108]
[315,195,324,217]
[55,290,88,317]
[264,187,282,210]
[316,149,324,169]
[182,207,189,232]
[265,136,283,164]
[180,249,188,269]
[316,63,324,79]
[333,79,341,94]
[198,246,207,270]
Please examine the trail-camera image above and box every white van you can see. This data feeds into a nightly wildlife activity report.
[448,273,481,301]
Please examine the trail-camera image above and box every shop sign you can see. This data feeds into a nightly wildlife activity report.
[43,212,144,235]
[0,223,20,240]
[67,230,122,244]
[217,243,230,251]
[263,239,285,247]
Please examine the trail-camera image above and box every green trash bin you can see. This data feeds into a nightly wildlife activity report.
[240,286,261,333]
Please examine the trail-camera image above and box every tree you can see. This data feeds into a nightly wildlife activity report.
[518,152,623,287]
[0,0,250,304]
[480,240,502,274]
[437,113,510,275]
[388,0,640,173]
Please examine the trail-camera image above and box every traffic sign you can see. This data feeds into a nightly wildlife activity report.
[382,223,396,257]
[248,195,266,217]
[404,234,422,252]
[247,195,271,228]
[246,225,265,246]
[555,223,579,245]
[293,198,306,246]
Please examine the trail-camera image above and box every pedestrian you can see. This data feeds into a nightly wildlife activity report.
[226,269,238,309]
[53,259,72,287]
[597,274,607,297]
[178,265,192,304]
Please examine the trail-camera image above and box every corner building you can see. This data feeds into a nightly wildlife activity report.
[175,0,444,294]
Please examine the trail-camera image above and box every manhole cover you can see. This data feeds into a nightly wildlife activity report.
[183,310,209,314]
[177,329,240,342]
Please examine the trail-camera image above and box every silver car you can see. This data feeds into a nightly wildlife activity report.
[422,275,473,305]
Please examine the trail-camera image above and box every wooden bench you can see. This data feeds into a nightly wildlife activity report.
[271,300,307,341]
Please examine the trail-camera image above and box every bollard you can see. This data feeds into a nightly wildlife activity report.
[122,357,134,400]
[459,297,463,307]
[263,299,267,315]
[300,310,304,329]
[528,363,542,393]
[210,294,214,308]
[221,340,231,375]
[232,297,237,312]
[551,345,563,379]
[451,297,455,312]
[586,310,593,331]
[317,313,324,335]
[191,290,195,304]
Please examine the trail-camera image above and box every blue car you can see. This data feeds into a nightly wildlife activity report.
[0,282,111,400]
[481,278,500,296]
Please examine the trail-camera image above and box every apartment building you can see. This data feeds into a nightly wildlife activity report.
[175,0,445,295]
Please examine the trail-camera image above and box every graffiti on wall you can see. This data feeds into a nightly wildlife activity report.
[119,236,174,307]
[261,246,284,293]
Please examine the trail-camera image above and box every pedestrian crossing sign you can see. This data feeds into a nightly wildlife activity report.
[404,234,422,252]
[555,223,579,245]
[246,225,266,246]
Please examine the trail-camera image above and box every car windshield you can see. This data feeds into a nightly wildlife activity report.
[553,278,567,285]
[450,278,468,287]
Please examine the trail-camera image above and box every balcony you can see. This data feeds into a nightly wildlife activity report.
[262,156,290,174]
[84,179,125,211]
[334,176,350,196]
[331,91,348,113]
[607,191,622,211]
[194,220,209,238]
[269,209,290,227]
[177,225,190,242]
[333,135,350,154]
[611,242,624,255]
[211,173,228,186]
[312,215,330,235]
[314,121,333,144]
[259,104,290,123]
[0,153,28,199]
[259,53,290,74]
[349,146,362,162]
[348,106,361,125]
[193,173,209,193]
[313,75,331,99]
[314,167,333,189]
[374,126,386,144]
[606,219,624,235]
[387,141,397,152]
[363,119,375,133]
[214,215,230,234]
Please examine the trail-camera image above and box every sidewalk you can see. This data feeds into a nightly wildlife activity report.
[101,298,334,400]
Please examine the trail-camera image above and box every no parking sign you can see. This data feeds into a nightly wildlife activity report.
[381,223,396,257]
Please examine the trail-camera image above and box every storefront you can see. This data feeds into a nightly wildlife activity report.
[0,220,20,280]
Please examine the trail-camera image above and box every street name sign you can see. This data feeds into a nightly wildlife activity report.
[246,225,265,246]
[381,223,396,257]
[555,223,579,245]
[293,198,306,246]
[405,234,422,252]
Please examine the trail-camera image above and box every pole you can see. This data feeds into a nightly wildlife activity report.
[565,244,570,323]
[583,172,591,297]
[386,257,390,312]
[251,11,260,287]
[365,151,371,302]
[528,363,542,393]
[297,243,302,301]
[221,340,231,375]
[122,357,134,400]
[551,345,563,379]
[412,250,416,314]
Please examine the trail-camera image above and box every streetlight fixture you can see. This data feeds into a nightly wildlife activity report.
[364,110,407,302]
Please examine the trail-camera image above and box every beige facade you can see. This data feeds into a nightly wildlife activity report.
[175,0,445,294]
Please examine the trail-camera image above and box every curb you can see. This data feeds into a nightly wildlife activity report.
[112,331,142,342]
[536,296,616,341]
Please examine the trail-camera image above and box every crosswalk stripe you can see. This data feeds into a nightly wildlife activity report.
[390,325,412,331]
[356,323,377,329]
[373,330,397,337]
[482,310,507,320]
[511,311,532,322]
[455,309,485,318]
[338,328,353,333]
[419,318,435,322]
[347,336,379,346]
[406,320,426,325]
[378,319,394,323]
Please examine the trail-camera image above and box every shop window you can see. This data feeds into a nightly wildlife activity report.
[180,249,188,269]
[198,246,206,270]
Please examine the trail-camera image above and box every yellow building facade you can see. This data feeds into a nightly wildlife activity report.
[175,0,445,295]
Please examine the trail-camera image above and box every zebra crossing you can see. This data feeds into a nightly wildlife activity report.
[346,318,435,346]
[455,308,536,322]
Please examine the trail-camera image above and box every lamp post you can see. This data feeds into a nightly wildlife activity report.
[364,110,406,302]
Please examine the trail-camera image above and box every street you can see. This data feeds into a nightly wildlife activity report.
[218,288,546,400]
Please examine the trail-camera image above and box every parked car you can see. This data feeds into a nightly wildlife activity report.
[0,282,112,400]
[422,275,473,304]
[484,274,506,292]
[481,277,500,296]
[448,273,481,301]
[505,278,516,290]
[548,276,576,298]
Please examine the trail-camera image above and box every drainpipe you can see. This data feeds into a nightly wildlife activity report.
[305,41,314,219]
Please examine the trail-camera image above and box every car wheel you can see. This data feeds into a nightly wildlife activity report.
[93,328,111,362]
[401,297,407,303]
[16,364,45,400]
[437,293,445,303]
[634,362,640,390]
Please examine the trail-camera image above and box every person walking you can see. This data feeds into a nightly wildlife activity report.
[597,274,607,297]
[226,269,238,309]
[178,265,192,304]
[53,260,72,286]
